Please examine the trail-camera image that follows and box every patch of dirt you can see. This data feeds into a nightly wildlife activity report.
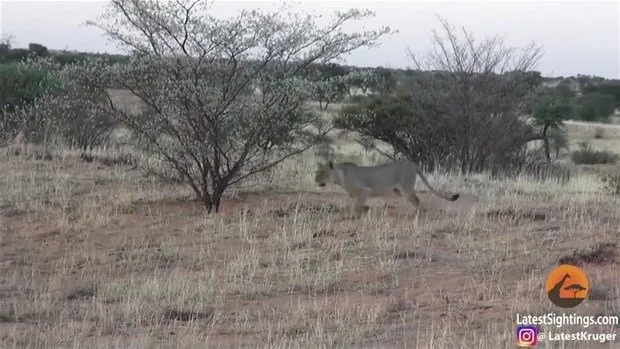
[414,192,477,213]
[129,190,476,222]
[131,198,208,217]
[1,185,618,348]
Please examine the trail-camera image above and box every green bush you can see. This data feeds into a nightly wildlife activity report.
[0,62,60,112]
[0,62,61,144]
[576,92,616,122]
[571,144,618,165]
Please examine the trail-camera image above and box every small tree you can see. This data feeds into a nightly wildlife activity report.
[412,17,543,174]
[304,63,351,110]
[337,16,543,174]
[74,0,394,213]
[523,71,544,90]
[315,63,349,81]
[532,93,574,162]
[369,66,397,95]
[0,34,15,59]
[346,69,375,96]
[553,82,576,100]
[28,43,49,57]
[313,77,348,111]
[336,92,456,172]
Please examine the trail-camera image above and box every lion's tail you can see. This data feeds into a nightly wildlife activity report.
[415,167,459,201]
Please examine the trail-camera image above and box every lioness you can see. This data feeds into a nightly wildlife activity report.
[314,160,459,215]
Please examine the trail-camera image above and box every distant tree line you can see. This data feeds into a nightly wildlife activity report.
[2,36,619,121]
[536,78,620,122]
[0,37,129,66]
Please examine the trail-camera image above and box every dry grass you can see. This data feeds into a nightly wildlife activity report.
[1,102,619,348]
[565,120,620,155]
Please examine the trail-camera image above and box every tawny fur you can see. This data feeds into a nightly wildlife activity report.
[314,160,459,215]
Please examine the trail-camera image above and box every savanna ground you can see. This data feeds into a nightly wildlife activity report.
[1,96,619,348]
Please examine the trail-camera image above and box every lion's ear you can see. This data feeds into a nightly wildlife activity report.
[328,161,334,169]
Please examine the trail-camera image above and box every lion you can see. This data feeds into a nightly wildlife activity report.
[314,160,459,215]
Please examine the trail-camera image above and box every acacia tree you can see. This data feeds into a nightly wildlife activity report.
[303,63,350,110]
[370,67,397,96]
[71,0,393,213]
[532,91,574,162]
[411,17,544,174]
[313,76,349,111]
[336,16,544,174]
[346,68,375,96]
[336,87,458,172]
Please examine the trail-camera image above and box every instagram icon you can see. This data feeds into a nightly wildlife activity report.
[516,325,538,347]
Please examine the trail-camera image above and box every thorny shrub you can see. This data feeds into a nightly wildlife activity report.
[0,62,61,145]
[64,0,395,213]
[335,17,544,175]
[1,58,118,148]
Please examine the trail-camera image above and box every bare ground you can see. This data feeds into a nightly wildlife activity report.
[0,148,619,348]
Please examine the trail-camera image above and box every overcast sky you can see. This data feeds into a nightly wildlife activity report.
[1,1,619,78]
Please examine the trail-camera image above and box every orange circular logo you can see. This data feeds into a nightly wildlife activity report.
[545,264,589,308]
